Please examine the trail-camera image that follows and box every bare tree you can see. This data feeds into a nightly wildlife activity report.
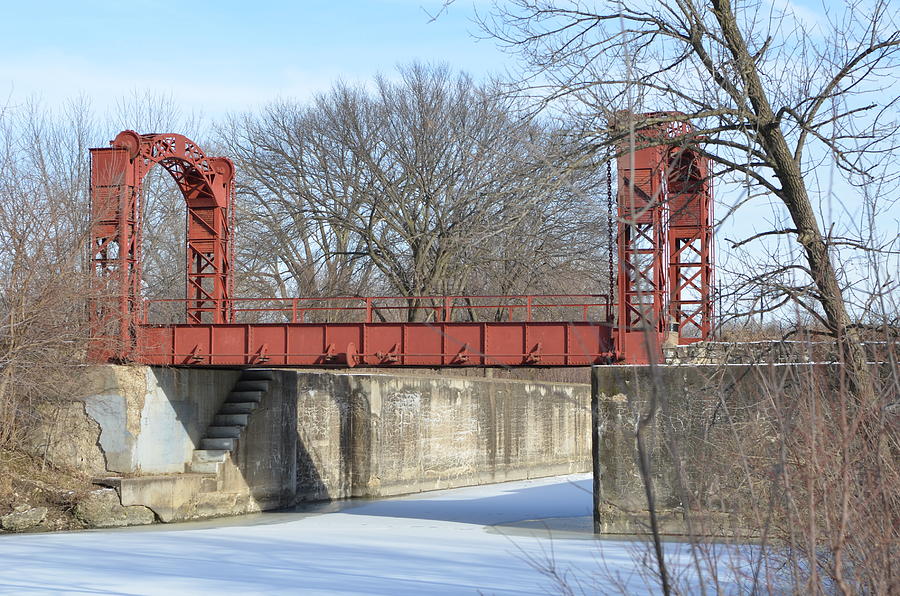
[219,95,380,302]
[473,0,900,401]
[220,63,609,319]
[456,3,900,594]
[0,98,100,450]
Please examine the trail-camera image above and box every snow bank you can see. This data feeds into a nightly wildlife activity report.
[0,474,751,595]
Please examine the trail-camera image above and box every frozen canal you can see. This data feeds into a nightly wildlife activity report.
[0,474,747,594]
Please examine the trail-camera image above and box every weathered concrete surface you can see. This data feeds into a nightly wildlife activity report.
[295,371,590,501]
[90,369,298,522]
[226,370,297,510]
[41,366,589,523]
[85,367,242,474]
[591,363,829,535]
[26,399,107,476]
[95,474,213,522]
[34,366,242,476]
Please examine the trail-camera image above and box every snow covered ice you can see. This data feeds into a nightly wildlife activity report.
[0,474,750,594]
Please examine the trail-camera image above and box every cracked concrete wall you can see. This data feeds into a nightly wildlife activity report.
[41,366,590,511]
[590,363,833,535]
[591,364,746,534]
[39,365,241,475]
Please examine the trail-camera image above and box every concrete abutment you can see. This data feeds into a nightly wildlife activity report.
[589,362,897,536]
[56,366,591,523]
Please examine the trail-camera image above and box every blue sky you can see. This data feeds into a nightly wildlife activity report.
[0,0,866,125]
[0,1,507,115]
[2,0,896,316]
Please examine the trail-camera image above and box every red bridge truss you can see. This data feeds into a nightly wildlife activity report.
[89,116,714,367]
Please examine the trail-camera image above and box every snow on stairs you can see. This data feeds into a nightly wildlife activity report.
[191,370,274,476]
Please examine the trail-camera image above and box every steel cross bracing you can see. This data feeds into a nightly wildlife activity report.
[612,114,715,363]
[88,117,714,368]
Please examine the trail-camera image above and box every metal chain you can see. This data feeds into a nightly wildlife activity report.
[606,153,615,304]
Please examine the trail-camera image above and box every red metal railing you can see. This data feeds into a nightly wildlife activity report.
[140,294,613,326]
[132,294,616,367]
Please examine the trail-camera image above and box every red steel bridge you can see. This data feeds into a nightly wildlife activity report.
[89,117,713,367]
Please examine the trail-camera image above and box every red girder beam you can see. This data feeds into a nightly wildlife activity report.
[136,321,615,367]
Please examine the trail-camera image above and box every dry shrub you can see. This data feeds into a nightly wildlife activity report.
[761,355,900,594]
[0,262,97,451]
[664,343,900,594]
[0,103,100,457]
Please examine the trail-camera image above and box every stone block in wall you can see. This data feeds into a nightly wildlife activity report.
[73,489,155,528]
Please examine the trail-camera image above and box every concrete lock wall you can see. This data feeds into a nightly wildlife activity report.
[38,366,242,476]
[591,364,758,535]
[294,371,591,501]
[589,362,869,536]
[44,365,591,521]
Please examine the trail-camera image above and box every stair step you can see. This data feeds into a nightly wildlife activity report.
[200,437,236,451]
[240,369,275,381]
[219,402,258,415]
[191,460,223,474]
[206,426,242,439]
[233,379,270,392]
[227,390,264,403]
[192,449,228,463]
[213,413,249,427]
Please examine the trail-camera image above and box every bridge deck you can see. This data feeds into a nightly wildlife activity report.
[132,294,615,366]
[137,320,615,367]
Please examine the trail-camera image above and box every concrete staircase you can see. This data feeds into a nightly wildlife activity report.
[189,369,275,476]
[94,369,278,522]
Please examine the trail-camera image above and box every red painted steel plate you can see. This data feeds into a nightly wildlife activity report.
[136,321,613,367]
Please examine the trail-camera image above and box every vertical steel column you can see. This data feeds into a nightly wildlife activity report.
[666,147,714,343]
[89,143,141,361]
[615,139,670,364]
[184,200,229,324]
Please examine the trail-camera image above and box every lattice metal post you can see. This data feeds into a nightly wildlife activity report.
[615,136,670,364]
[611,113,716,361]
[666,144,714,343]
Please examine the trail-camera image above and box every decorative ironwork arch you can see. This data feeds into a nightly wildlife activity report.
[90,130,234,360]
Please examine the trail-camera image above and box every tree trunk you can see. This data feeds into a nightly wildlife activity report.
[712,0,875,403]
